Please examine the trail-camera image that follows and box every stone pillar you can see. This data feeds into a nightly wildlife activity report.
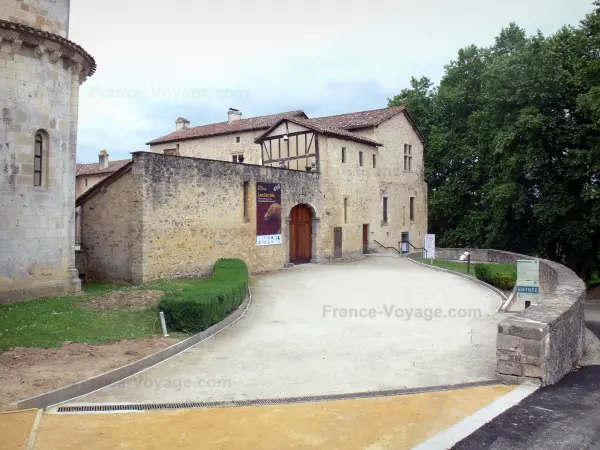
[65,62,84,289]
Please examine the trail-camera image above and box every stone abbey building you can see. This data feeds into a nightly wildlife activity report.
[0,0,95,302]
[77,107,428,283]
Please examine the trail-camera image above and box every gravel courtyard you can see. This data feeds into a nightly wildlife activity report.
[62,257,503,406]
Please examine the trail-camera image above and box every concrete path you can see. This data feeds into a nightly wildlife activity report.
[62,257,503,406]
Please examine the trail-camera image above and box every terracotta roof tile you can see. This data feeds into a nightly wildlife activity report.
[289,117,383,146]
[147,110,307,145]
[76,159,131,176]
[256,117,383,147]
[310,106,405,130]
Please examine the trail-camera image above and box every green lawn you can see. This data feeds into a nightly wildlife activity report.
[0,280,198,352]
[0,260,249,352]
[413,258,516,286]
[414,258,477,275]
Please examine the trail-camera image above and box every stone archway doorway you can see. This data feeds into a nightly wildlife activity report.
[289,204,313,264]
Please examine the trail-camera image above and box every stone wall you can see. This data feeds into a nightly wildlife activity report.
[149,111,429,253]
[436,247,586,385]
[434,248,491,261]
[76,173,107,198]
[0,0,69,37]
[149,130,264,165]
[130,152,322,282]
[80,148,430,283]
[79,168,140,282]
[350,112,428,250]
[82,111,429,284]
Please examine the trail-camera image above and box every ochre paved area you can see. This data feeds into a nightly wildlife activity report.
[16,384,514,449]
[0,409,37,450]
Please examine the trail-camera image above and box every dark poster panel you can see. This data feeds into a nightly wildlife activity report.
[256,182,282,246]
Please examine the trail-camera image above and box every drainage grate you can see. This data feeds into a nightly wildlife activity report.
[56,380,498,413]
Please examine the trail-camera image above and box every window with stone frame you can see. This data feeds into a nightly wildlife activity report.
[34,133,43,186]
[163,148,180,156]
[344,197,348,224]
[403,144,412,171]
[243,181,249,220]
[383,197,388,224]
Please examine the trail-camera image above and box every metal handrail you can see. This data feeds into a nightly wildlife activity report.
[373,240,402,255]
[402,241,429,258]
[374,239,429,258]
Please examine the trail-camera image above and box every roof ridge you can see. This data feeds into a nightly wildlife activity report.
[174,110,305,132]
[256,116,383,147]
[146,110,307,145]
[77,158,131,166]
[312,105,404,120]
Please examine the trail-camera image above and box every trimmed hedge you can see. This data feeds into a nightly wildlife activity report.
[474,263,517,290]
[158,259,249,333]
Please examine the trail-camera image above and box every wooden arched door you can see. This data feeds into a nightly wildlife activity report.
[289,204,313,264]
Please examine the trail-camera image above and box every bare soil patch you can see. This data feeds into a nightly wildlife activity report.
[0,337,180,410]
[77,290,164,311]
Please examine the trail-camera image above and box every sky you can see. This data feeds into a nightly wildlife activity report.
[69,0,595,163]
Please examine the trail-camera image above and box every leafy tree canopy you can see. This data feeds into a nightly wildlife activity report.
[389,3,600,281]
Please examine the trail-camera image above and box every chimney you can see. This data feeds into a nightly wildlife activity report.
[228,108,242,123]
[98,150,109,170]
[175,117,190,131]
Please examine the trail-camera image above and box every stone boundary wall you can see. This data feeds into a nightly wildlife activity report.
[435,248,586,385]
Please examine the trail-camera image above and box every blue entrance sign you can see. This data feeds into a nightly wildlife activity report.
[517,259,540,305]
[517,286,539,294]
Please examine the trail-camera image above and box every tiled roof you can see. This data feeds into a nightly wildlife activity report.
[311,106,425,143]
[76,159,132,176]
[256,116,383,147]
[310,106,406,130]
[147,110,308,145]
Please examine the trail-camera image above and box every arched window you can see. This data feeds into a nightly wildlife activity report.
[34,133,43,186]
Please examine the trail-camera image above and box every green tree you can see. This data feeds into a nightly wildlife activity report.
[390,3,600,281]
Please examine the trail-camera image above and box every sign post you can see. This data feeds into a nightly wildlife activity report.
[424,234,435,259]
[516,259,540,309]
[256,182,282,246]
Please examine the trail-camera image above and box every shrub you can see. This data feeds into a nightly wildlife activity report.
[158,259,249,333]
[474,263,516,290]
[474,263,491,281]
[589,272,600,289]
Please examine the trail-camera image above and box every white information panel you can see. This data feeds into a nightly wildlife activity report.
[517,259,540,304]
[424,234,436,259]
